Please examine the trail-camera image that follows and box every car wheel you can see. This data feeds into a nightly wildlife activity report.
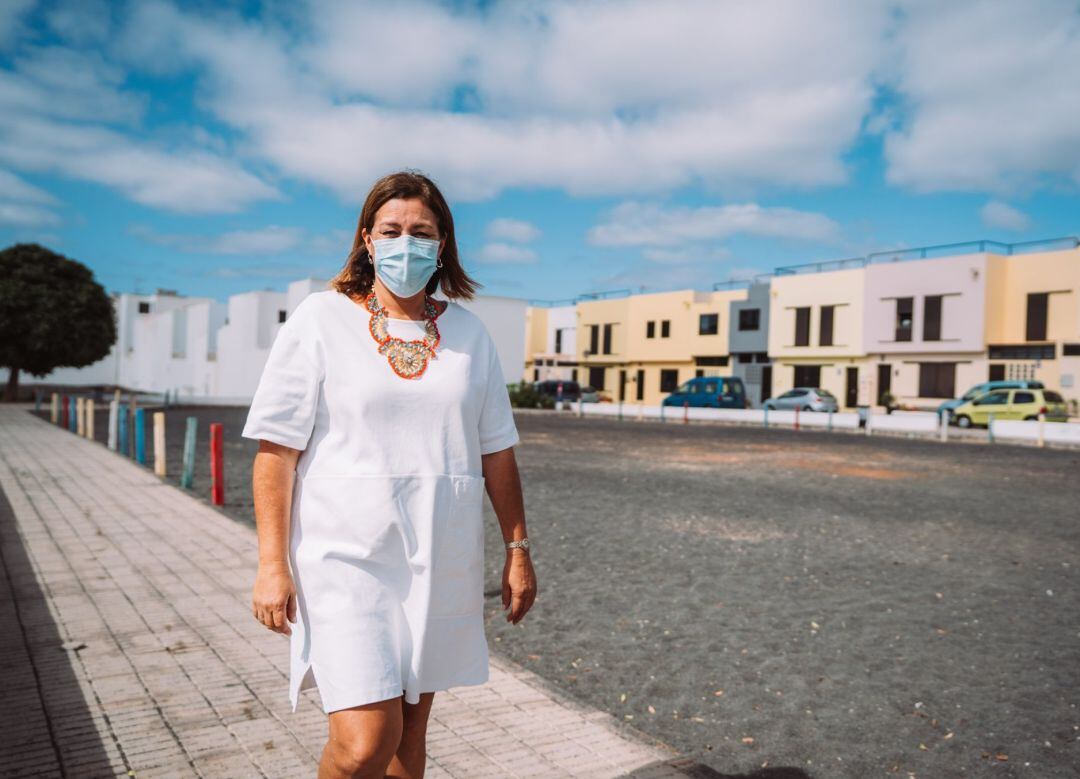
[1023,415,1037,421]
[956,414,972,429]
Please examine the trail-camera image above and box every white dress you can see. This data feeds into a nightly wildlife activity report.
[240,288,520,713]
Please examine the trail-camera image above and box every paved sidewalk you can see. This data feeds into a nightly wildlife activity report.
[0,404,703,778]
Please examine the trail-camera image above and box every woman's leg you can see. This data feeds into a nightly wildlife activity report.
[318,696,404,779]
[386,692,436,779]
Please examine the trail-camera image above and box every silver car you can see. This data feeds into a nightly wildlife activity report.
[763,387,840,412]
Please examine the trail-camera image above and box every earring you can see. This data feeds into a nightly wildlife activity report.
[437,256,444,268]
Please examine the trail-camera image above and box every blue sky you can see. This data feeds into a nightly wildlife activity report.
[1,0,1078,303]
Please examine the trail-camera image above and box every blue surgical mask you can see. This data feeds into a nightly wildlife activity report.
[372,234,441,297]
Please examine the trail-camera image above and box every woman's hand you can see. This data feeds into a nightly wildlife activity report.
[502,550,537,624]
[253,560,297,635]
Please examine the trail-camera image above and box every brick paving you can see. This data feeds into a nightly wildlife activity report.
[0,404,704,778]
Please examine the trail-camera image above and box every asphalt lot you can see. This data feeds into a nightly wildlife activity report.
[55,405,1080,777]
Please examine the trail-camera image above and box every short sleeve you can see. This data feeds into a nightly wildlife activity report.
[241,306,322,451]
[478,334,520,455]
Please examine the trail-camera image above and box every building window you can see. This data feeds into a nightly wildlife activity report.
[819,305,835,347]
[138,301,150,314]
[533,368,539,380]
[793,364,821,387]
[646,320,655,338]
[988,364,1005,381]
[923,295,942,341]
[602,323,613,354]
[739,308,760,331]
[636,369,644,401]
[278,309,287,323]
[699,313,718,335]
[659,369,679,392]
[588,366,606,390]
[589,324,599,354]
[554,330,562,353]
[793,307,810,346]
[695,356,729,367]
[918,363,956,398]
[1063,343,1080,356]
[1026,292,1049,341]
[895,297,913,342]
[661,319,671,338]
[877,363,892,402]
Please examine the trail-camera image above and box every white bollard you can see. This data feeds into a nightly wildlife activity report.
[153,411,167,476]
[108,399,118,450]
[86,399,95,440]
[939,412,949,443]
[50,392,59,423]
[577,394,583,417]
[1037,412,1046,448]
[76,397,85,437]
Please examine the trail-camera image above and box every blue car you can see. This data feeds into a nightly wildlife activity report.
[937,379,1044,418]
[662,376,748,409]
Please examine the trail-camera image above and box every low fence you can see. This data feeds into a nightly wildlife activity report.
[556,400,1080,447]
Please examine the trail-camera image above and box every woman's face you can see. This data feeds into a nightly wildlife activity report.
[362,197,446,259]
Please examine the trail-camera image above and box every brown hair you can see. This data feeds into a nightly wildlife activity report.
[330,170,481,301]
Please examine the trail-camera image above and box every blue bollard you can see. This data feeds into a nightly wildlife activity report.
[118,406,129,456]
[68,397,77,432]
[763,406,769,429]
[135,408,146,464]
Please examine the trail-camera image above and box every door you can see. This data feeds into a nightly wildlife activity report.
[702,379,719,408]
[845,367,859,408]
[877,364,891,405]
[760,365,772,407]
[988,364,1005,381]
[970,389,1010,424]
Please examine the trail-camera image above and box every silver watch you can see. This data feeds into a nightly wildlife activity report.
[505,537,531,552]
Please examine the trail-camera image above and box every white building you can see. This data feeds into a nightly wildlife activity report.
[7,278,529,401]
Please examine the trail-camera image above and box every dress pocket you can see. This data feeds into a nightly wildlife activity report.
[430,474,486,618]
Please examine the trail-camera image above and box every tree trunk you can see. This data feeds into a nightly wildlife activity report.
[4,365,19,402]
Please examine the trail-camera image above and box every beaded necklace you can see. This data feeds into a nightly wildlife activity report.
[363,290,443,379]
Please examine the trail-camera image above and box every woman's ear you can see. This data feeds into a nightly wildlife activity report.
[361,226,374,259]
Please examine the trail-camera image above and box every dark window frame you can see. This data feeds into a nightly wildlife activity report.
[659,369,679,392]
[699,312,719,335]
[602,323,613,355]
[793,307,810,347]
[646,320,655,339]
[923,295,942,341]
[1026,292,1049,341]
[738,308,760,331]
[895,297,914,342]
[819,305,835,347]
[661,319,671,338]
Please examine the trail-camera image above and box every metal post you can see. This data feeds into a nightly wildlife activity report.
[182,417,197,489]
[68,396,77,432]
[76,397,85,437]
[763,406,769,429]
[988,413,995,444]
[51,392,59,424]
[827,408,833,432]
[683,399,689,424]
[86,399,95,440]
[939,410,948,443]
[1037,412,1045,448]
[794,406,800,431]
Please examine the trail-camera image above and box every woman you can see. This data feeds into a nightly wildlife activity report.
[241,170,537,779]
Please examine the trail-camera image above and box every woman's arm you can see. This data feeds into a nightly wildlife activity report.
[482,447,536,624]
[251,440,301,635]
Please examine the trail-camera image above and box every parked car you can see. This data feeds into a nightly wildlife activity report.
[661,376,748,409]
[579,385,600,403]
[533,379,581,402]
[937,379,1044,419]
[952,387,1069,428]
[762,387,839,412]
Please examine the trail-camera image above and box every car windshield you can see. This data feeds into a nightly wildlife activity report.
[817,389,836,398]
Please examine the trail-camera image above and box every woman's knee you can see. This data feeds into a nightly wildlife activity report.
[326,705,403,776]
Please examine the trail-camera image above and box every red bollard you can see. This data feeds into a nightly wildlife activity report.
[60,394,69,428]
[210,422,225,506]
[794,406,800,431]
[683,399,689,424]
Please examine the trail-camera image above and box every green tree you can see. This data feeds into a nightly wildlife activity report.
[0,243,116,401]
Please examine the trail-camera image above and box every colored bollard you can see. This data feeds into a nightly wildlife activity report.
[118,404,129,456]
[108,399,118,450]
[134,407,146,464]
[683,399,689,424]
[51,392,59,424]
[68,396,77,432]
[988,413,995,443]
[86,399,95,440]
[210,422,225,506]
[153,411,166,476]
[181,416,198,490]
[763,406,769,428]
[76,396,85,437]
[794,406,800,431]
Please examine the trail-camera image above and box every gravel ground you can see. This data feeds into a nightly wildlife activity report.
[50,405,1080,777]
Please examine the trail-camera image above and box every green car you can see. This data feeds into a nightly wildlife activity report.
[952,388,1070,428]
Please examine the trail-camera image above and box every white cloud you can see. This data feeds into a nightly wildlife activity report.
[0,168,61,227]
[129,224,305,255]
[882,0,1080,192]
[641,246,732,264]
[0,0,34,51]
[980,200,1031,231]
[104,0,889,202]
[486,218,541,243]
[587,202,841,248]
[476,242,539,264]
